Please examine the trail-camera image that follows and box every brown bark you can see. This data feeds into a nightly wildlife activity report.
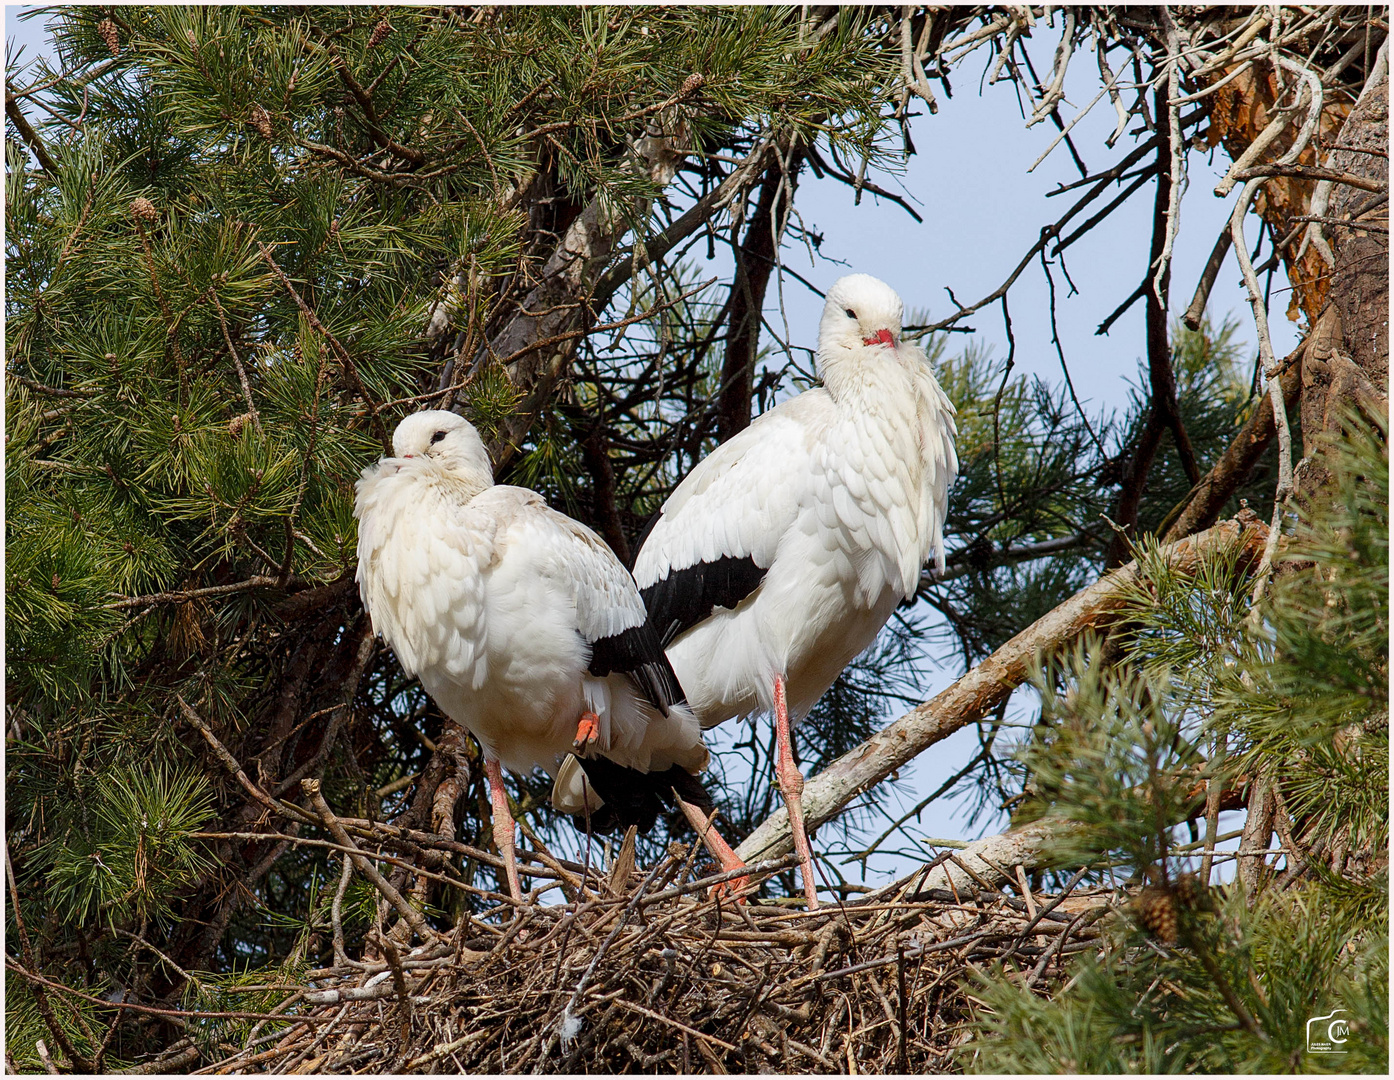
[719,142,805,442]
[1298,42,1389,505]
[1204,63,1355,323]
[736,512,1270,864]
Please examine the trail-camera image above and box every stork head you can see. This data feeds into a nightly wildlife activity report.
[817,274,905,377]
[389,410,493,490]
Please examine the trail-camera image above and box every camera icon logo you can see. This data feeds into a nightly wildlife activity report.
[1306,1009,1350,1054]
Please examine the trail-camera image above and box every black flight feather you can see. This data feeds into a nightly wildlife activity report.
[586,622,686,715]
[566,756,714,835]
[640,553,767,647]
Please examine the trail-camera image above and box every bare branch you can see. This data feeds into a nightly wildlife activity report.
[736,513,1271,864]
[301,778,439,943]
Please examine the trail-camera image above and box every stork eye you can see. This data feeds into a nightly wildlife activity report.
[844,308,858,319]
[430,430,448,445]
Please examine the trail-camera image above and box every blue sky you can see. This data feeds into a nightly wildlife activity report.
[6,7,1271,882]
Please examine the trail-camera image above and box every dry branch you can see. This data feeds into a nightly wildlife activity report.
[301,779,439,943]
[900,770,1251,897]
[736,512,1270,864]
[178,844,1115,1075]
[1160,337,1306,542]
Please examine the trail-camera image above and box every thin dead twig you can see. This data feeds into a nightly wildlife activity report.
[301,778,439,943]
[257,241,392,453]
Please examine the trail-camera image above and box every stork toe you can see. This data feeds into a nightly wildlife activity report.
[572,710,601,753]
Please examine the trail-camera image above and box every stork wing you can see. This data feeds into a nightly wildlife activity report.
[632,390,834,645]
[487,487,686,715]
[910,352,959,575]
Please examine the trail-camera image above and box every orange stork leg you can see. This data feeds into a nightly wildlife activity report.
[483,756,523,902]
[675,796,750,899]
[572,710,601,753]
[773,674,820,910]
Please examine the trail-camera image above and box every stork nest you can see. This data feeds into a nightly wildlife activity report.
[173,841,1114,1074]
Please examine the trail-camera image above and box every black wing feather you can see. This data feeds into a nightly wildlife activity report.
[566,756,714,834]
[640,553,767,647]
[586,622,686,715]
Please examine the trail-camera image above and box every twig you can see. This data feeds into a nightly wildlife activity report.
[257,242,392,453]
[1199,739,1226,884]
[1095,278,1148,336]
[1230,175,1295,608]
[1182,226,1233,330]
[301,778,438,942]
[3,959,337,1024]
[1026,9,1078,128]
[6,846,93,1071]
[107,575,285,609]
[331,855,360,969]
[1024,910,1087,988]
[208,289,261,432]
[548,853,672,1058]
[176,695,303,822]
[1233,163,1387,195]
[610,999,738,1053]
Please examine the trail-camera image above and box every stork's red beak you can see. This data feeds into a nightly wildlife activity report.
[863,328,896,348]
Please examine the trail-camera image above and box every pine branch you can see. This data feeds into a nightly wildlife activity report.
[4,82,59,174]
[1160,336,1306,542]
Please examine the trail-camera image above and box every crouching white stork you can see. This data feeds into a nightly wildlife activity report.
[355,410,743,902]
[632,274,959,909]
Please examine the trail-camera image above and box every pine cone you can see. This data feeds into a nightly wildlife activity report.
[368,20,393,48]
[681,73,705,97]
[96,18,120,56]
[1173,872,1211,912]
[229,413,250,438]
[1135,885,1178,945]
[129,197,158,224]
[250,104,272,139]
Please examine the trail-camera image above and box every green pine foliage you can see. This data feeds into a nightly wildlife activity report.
[8,6,1382,1072]
[5,7,912,1055]
[963,414,1388,1073]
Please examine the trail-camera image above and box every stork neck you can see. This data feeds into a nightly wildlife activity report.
[401,461,492,505]
[820,348,910,409]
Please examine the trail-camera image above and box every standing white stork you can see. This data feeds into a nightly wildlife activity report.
[632,274,959,909]
[354,411,743,902]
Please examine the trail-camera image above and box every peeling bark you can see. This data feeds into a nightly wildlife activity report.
[1298,40,1389,506]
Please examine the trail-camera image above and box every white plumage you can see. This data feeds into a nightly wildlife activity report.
[632,273,959,907]
[355,411,714,899]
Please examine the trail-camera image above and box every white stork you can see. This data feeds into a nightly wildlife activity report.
[632,274,959,909]
[355,411,743,902]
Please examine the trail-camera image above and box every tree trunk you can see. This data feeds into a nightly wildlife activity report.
[1297,41,1389,506]
[719,141,805,442]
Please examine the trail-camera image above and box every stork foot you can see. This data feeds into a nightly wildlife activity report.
[676,795,750,901]
[572,711,601,754]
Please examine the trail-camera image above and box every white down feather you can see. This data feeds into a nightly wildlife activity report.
[355,415,708,789]
[632,274,959,729]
